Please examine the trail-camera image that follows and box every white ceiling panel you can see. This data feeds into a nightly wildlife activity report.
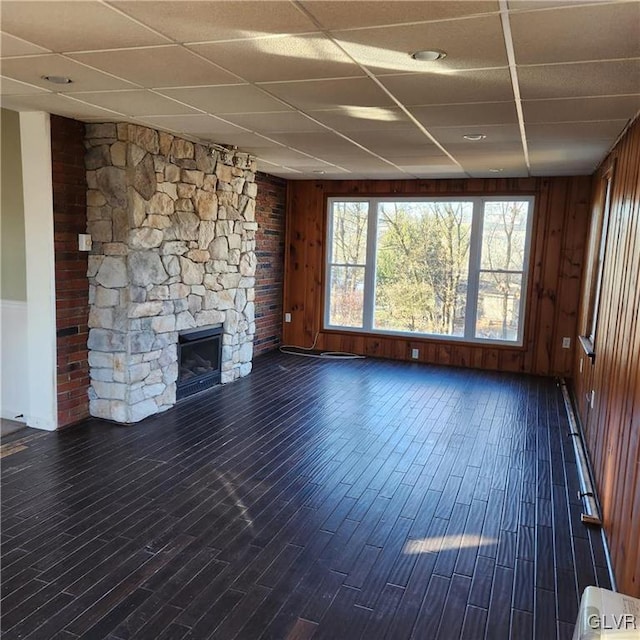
[260,77,393,110]
[409,102,518,127]
[221,111,327,133]
[68,90,201,116]
[0,32,49,57]
[511,3,640,65]
[69,46,241,88]
[523,95,640,123]
[344,129,444,157]
[267,131,367,155]
[1,92,123,119]
[0,0,637,179]
[518,59,640,100]
[157,85,290,114]
[190,33,362,83]
[1,54,137,92]
[379,69,514,106]
[526,120,628,143]
[110,1,318,43]
[528,140,613,175]
[429,124,522,145]
[136,114,249,137]
[0,77,49,96]
[302,1,499,30]
[334,14,508,74]
[306,107,413,131]
[0,1,169,52]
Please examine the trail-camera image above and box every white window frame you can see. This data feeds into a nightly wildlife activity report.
[324,195,535,346]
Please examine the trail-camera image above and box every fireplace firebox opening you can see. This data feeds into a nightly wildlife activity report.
[177,325,223,400]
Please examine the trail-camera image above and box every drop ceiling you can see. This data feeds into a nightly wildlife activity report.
[1,0,638,179]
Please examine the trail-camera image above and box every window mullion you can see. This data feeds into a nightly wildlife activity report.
[465,198,484,339]
[362,198,378,331]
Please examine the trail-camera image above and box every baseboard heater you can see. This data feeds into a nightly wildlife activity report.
[559,378,602,527]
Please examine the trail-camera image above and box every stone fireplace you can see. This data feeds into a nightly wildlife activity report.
[85,123,257,423]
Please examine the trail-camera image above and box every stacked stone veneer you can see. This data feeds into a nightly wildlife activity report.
[85,123,258,423]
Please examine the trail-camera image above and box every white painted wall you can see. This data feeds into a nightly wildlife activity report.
[0,300,28,421]
[1,109,28,422]
[20,112,58,430]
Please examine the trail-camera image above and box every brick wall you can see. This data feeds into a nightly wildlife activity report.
[51,115,90,427]
[254,172,286,355]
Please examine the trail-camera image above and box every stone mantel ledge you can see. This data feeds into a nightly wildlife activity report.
[85,122,258,424]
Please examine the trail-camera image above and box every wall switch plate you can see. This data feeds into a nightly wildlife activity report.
[78,233,92,251]
[411,348,419,359]
[284,313,291,323]
[562,337,571,349]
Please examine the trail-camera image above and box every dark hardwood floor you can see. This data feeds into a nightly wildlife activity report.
[1,351,611,640]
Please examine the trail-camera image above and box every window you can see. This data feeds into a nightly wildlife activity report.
[325,196,534,345]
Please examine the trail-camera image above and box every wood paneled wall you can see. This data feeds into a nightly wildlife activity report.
[573,117,640,597]
[284,176,591,377]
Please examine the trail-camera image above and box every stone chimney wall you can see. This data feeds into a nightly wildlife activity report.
[85,123,257,423]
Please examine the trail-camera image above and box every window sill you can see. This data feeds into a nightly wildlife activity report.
[322,327,527,350]
[578,335,596,363]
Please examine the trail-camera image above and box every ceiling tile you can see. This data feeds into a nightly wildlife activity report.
[0,76,49,96]
[406,167,468,178]
[332,157,405,171]
[409,102,518,127]
[157,85,289,114]
[260,77,393,110]
[526,120,628,144]
[221,111,327,133]
[0,1,169,52]
[67,90,201,116]
[522,95,640,123]
[302,1,499,30]
[344,129,443,157]
[509,0,627,12]
[306,107,412,131]
[510,3,640,65]
[0,32,50,57]
[528,140,610,175]
[518,59,640,100]
[190,33,362,82]
[267,131,365,155]
[0,93,122,119]
[429,123,522,144]
[446,142,527,173]
[137,114,249,138]
[379,68,513,105]
[69,46,241,88]
[246,146,319,165]
[110,1,317,43]
[334,14,508,74]
[0,54,137,92]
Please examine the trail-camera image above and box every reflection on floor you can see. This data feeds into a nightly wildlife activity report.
[1,351,611,639]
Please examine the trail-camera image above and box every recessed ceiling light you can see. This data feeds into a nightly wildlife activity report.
[463,134,487,141]
[489,168,503,173]
[411,50,447,62]
[313,170,326,175]
[42,75,73,84]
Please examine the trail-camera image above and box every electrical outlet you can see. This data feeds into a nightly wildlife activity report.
[284,313,291,323]
[78,233,92,251]
[562,337,571,349]
[411,348,419,359]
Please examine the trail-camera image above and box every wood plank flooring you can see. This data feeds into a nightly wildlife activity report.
[1,351,611,639]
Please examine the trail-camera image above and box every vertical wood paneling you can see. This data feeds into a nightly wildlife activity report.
[573,116,640,597]
[284,177,591,377]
